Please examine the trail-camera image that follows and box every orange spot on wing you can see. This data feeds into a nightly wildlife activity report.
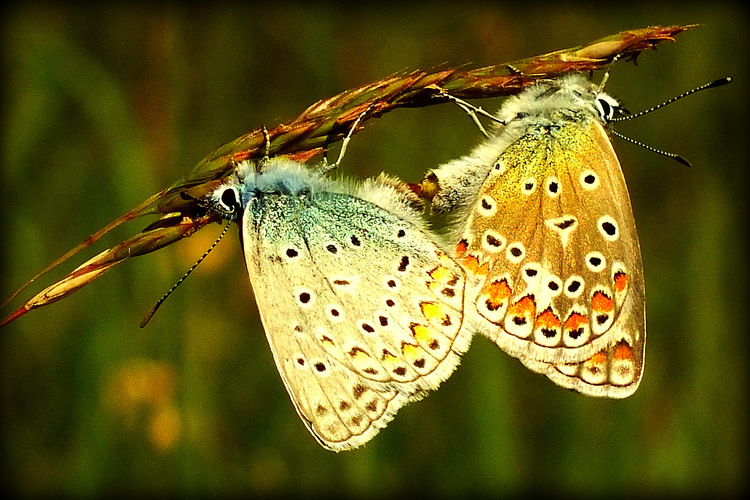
[536,308,561,328]
[455,239,468,258]
[591,291,614,312]
[614,271,628,293]
[588,350,607,365]
[410,323,433,343]
[509,296,535,317]
[614,342,635,361]
[420,301,450,324]
[462,255,479,272]
[428,265,452,283]
[564,312,587,330]
[462,255,489,276]
[401,342,420,359]
[484,279,511,306]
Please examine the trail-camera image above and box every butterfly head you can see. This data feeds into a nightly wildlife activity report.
[207,158,331,221]
[497,74,624,128]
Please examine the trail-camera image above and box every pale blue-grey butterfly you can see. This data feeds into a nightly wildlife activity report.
[207,157,471,451]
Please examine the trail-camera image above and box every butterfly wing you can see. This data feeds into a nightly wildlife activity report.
[456,119,644,397]
[241,190,469,451]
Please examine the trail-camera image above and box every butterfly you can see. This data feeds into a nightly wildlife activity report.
[207,157,471,450]
[421,74,645,398]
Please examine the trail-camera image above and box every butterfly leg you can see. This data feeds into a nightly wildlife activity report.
[431,86,504,138]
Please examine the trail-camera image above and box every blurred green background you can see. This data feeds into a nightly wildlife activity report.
[2,2,747,496]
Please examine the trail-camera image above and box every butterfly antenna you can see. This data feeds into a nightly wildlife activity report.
[609,129,692,167]
[611,77,732,122]
[608,76,731,167]
[140,222,231,327]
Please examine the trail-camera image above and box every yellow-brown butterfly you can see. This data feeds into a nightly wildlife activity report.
[419,73,730,398]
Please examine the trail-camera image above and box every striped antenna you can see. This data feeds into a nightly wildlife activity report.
[140,222,232,327]
[609,77,732,166]
[611,77,732,122]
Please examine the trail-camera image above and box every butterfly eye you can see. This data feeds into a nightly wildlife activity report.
[218,187,241,213]
[596,98,611,120]
[595,95,620,121]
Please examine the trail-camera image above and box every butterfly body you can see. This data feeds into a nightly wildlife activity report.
[426,75,645,398]
[210,159,470,450]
